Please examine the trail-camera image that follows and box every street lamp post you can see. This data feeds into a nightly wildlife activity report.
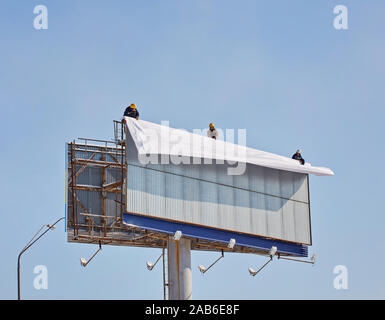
[17,217,65,300]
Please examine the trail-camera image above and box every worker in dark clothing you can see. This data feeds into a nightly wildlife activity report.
[123,103,139,120]
[292,149,305,165]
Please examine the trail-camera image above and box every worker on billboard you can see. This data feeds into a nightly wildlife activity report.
[123,103,139,120]
[207,123,218,140]
[292,149,305,165]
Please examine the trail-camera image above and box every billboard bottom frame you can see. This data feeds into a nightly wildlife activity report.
[123,213,308,257]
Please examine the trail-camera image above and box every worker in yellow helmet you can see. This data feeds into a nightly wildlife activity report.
[123,103,139,120]
[207,123,218,140]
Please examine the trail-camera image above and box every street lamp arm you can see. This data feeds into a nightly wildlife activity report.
[18,217,65,258]
[17,216,65,300]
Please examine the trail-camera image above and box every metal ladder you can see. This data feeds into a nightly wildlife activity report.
[113,120,124,144]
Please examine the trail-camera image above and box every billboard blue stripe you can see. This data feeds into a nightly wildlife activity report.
[123,213,308,257]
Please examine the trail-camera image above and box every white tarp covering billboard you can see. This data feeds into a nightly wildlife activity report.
[124,117,334,177]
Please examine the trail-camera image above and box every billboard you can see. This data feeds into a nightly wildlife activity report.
[66,119,333,257]
[123,118,333,256]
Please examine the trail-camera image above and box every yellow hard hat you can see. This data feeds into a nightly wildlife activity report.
[130,103,137,109]
[209,123,214,128]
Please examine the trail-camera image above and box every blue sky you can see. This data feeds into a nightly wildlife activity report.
[1,0,385,299]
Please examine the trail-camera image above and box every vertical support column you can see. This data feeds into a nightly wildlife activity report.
[101,148,107,237]
[168,238,192,300]
[162,246,166,300]
[70,142,78,236]
[120,121,124,223]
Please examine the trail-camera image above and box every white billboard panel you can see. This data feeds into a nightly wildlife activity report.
[125,127,312,245]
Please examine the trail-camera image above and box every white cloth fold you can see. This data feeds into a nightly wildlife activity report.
[124,117,334,176]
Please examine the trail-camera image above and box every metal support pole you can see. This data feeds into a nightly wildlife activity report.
[162,247,166,300]
[167,238,192,300]
[277,255,315,264]
[120,120,124,223]
[253,257,273,277]
[202,250,224,274]
[81,242,102,267]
